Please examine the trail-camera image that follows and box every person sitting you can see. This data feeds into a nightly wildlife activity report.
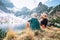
[40,13,48,29]
[26,13,42,40]
[26,13,41,30]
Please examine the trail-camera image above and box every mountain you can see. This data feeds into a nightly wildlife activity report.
[32,2,48,14]
[48,4,60,15]
[0,0,14,13]
[15,2,48,17]
[2,0,14,8]
[15,7,31,16]
[48,4,60,21]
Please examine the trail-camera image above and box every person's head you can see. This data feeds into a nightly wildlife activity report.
[31,13,37,18]
[41,12,47,19]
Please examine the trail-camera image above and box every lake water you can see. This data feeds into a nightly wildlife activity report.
[0,22,26,32]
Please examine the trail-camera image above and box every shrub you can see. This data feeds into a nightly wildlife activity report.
[0,29,6,40]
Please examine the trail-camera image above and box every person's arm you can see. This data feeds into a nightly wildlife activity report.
[26,19,31,29]
[39,19,43,23]
[26,22,30,29]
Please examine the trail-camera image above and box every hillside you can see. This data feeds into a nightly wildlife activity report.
[3,26,60,40]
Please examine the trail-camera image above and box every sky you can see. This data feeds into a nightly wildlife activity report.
[10,0,60,10]
[45,0,60,7]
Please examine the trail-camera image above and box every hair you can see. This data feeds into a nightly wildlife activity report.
[41,12,47,19]
[31,13,37,17]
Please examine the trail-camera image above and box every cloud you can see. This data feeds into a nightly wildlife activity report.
[10,0,49,10]
[0,10,26,28]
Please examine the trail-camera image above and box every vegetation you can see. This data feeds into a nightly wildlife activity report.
[0,29,6,40]
[50,16,60,28]
[3,28,60,40]
[48,4,60,15]
[50,16,60,23]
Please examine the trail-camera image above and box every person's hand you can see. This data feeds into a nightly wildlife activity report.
[41,25,46,29]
